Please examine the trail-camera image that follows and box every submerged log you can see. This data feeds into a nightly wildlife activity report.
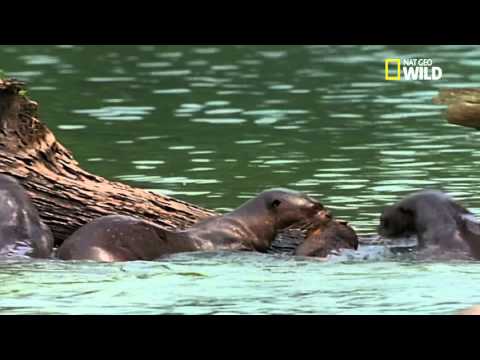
[433,89,480,129]
[0,78,216,246]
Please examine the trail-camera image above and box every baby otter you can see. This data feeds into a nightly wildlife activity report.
[295,210,358,258]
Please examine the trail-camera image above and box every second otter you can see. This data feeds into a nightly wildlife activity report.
[377,190,480,259]
[295,210,359,257]
[58,188,324,262]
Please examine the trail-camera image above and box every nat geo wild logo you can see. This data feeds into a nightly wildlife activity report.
[385,58,443,81]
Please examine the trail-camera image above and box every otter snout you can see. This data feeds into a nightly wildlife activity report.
[309,201,324,212]
[320,209,332,219]
[310,209,333,226]
[300,200,325,221]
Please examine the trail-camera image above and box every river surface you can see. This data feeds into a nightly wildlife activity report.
[1,45,480,314]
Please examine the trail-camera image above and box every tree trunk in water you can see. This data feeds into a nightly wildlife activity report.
[0,79,216,246]
[433,89,480,129]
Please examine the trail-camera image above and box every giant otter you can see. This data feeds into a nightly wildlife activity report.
[378,190,477,257]
[57,188,325,262]
[0,174,53,258]
[295,209,358,257]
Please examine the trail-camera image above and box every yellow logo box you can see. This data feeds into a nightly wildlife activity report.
[385,58,401,80]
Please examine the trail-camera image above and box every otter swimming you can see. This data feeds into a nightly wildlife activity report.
[378,190,480,259]
[57,188,325,262]
[0,174,53,258]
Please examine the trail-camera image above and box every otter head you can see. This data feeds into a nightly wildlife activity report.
[378,204,415,238]
[0,174,22,188]
[260,188,324,230]
[307,214,358,250]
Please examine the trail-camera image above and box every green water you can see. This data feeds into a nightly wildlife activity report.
[2,45,480,314]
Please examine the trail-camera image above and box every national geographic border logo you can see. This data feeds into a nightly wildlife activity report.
[385,58,443,81]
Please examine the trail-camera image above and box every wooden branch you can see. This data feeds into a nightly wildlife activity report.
[433,89,480,129]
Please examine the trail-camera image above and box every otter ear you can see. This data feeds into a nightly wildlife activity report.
[271,199,281,209]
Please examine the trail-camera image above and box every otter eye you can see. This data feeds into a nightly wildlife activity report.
[272,199,281,208]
